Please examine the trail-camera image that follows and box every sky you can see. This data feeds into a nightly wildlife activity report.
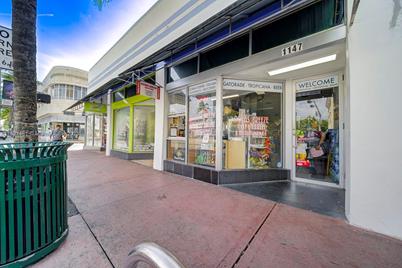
[0,0,158,81]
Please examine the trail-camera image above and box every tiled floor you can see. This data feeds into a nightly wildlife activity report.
[131,159,154,167]
[225,180,345,219]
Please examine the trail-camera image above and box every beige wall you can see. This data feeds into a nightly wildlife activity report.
[40,66,88,94]
[37,66,88,123]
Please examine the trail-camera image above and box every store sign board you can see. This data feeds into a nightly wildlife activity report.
[84,102,106,114]
[223,79,283,93]
[136,80,160,99]
[296,75,339,92]
[0,25,12,70]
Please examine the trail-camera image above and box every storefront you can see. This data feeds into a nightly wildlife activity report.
[83,0,402,240]
[109,83,156,160]
[161,0,346,187]
[164,68,344,188]
[165,78,289,184]
[84,102,107,150]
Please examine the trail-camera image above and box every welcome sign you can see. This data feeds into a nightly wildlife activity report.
[296,75,339,92]
[0,25,12,70]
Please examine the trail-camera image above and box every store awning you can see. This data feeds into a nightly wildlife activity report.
[64,77,125,112]
[77,0,314,112]
[123,0,313,74]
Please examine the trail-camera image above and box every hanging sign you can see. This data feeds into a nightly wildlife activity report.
[296,75,339,92]
[223,78,283,93]
[0,25,12,70]
[136,80,160,99]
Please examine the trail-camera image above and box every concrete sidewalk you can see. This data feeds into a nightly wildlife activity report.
[32,151,402,268]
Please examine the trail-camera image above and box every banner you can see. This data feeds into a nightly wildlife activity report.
[2,80,13,106]
[0,25,12,70]
[223,78,283,93]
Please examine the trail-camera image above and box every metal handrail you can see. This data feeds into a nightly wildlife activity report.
[124,242,185,268]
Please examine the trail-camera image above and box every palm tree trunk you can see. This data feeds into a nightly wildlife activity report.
[12,0,38,142]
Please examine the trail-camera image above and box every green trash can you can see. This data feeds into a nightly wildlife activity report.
[0,142,72,267]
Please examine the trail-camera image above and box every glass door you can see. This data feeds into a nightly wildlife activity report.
[294,86,340,185]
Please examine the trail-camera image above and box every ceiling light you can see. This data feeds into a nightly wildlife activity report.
[211,94,239,101]
[223,94,239,100]
[268,54,337,76]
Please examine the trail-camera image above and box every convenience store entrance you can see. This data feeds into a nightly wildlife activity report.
[293,74,343,187]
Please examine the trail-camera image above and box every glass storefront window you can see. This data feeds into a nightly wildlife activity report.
[93,115,102,147]
[167,89,186,162]
[113,107,130,151]
[133,106,155,152]
[295,87,340,184]
[222,86,282,169]
[168,89,186,115]
[188,81,216,167]
[86,115,94,146]
[168,89,186,138]
[167,140,186,162]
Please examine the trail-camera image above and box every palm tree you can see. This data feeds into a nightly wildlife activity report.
[12,0,38,142]
[11,0,110,142]
[93,0,111,10]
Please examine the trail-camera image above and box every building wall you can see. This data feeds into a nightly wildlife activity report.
[37,66,88,128]
[37,100,80,119]
[346,0,402,239]
[41,66,88,90]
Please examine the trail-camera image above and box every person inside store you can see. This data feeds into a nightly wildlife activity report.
[309,130,331,176]
[50,125,67,142]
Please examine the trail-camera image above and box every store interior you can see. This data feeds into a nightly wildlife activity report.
[225,42,346,187]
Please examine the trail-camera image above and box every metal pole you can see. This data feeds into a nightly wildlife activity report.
[124,242,185,268]
[105,89,112,156]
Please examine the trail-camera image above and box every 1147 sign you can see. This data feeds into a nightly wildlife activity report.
[281,42,303,57]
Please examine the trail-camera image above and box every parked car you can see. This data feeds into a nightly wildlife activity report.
[0,130,8,140]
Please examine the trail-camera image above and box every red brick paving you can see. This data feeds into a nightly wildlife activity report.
[64,151,402,268]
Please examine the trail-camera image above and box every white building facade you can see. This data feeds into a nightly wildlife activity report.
[80,0,402,239]
[38,66,88,141]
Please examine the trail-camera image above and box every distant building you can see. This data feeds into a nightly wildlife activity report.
[37,66,88,141]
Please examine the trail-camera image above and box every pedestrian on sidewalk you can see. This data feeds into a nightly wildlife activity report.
[50,125,67,142]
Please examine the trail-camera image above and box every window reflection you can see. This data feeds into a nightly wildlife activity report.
[222,90,282,169]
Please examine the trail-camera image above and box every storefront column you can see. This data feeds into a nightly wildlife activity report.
[284,80,293,172]
[215,76,223,171]
[106,89,112,156]
[128,106,134,153]
[153,68,167,171]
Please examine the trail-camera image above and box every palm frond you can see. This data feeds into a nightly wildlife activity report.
[93,0,111,11]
